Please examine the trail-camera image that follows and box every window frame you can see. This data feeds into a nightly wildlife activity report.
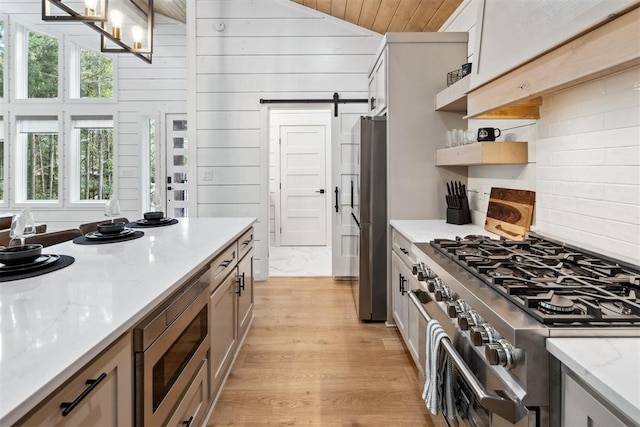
[66,40,117,103]
[68,115,115,206]
[0,16,6,101]
[0,116,6,207]
[13,115,63,208]
[13,23,62,102]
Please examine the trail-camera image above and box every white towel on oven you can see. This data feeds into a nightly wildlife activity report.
[422,319,457,419]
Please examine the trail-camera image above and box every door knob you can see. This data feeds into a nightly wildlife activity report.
[316,189,325,194]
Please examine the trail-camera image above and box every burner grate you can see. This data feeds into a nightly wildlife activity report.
[431,234,640,325]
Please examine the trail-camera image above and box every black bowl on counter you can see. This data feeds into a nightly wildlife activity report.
[97,221,126,235]
[143,211,164,221]
[0,244,44,265]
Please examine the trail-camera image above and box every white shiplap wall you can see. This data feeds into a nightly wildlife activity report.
[0,2,187,227]
[191,0,381,279]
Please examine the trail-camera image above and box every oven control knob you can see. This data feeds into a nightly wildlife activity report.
[447,299,468,318]
[420,267,436,281]
[470,324,499,346]
[457,310,483,331]
[435,285,456,302]
[412,264,419,275]
[486,339,517,368]
[427,277,443,293]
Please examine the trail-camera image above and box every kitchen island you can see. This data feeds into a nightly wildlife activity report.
[0,217,255,426]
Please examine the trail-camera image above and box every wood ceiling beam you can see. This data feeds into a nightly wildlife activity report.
[344,0,365,25]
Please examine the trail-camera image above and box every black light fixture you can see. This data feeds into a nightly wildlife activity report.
[41,0,153,64]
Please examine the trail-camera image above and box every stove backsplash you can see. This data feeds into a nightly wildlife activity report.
[466,67,640,266]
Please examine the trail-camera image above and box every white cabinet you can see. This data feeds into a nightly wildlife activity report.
[562,369,631,427]
[391,251,408,336]
[16,334,132,427]
[368,51,386,115]
[470,0,637,89]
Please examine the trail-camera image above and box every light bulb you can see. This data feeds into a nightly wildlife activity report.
[132,25,144,49]
[110,9,123,39]
[84,0,98,16]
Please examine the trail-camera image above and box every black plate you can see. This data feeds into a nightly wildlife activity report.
[136,217,173,225]
[85,228,135,240]
[0,254,60,274]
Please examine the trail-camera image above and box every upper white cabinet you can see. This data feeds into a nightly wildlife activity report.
[368,51,387,116]
[470,0,638,89]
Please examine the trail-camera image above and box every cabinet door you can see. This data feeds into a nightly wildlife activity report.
[391,251,408,338]
[16,334,132,427]
[165,359,209,427]
[406,274,421,370]
[374,52,386,114]
[368,73,377,113]
[209,272,237,399]
[562,371,629,427]
[237,248,254,342]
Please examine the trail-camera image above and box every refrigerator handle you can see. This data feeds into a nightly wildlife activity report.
[351,212,360,228]
[334,187,339,213]
[350,180,354,208]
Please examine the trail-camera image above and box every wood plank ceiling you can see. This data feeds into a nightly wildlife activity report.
[153,0,462,32]
[290,0,464,33]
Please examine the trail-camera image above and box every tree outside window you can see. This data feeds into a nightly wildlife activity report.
[17,118,60,202]
[28,30,58,98]
[80,49,113,99]
[72,118,114,201]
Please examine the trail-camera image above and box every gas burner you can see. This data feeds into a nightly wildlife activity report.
[456,247,482,257]
[539,295,575,313]
[488,267,514,277]
[462,235,490,241]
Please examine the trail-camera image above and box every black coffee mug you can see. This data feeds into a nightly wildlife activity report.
[477,127,501,142]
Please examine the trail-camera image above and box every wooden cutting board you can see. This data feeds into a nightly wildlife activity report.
[484,187,535,241]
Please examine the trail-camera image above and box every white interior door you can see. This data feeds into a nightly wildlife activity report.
[279,124,327,246]
[165,114,189,218]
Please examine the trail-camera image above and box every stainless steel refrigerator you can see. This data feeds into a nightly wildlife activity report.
[350,116,387,321]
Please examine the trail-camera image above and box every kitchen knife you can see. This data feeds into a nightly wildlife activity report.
[461,183,466,198]
[447,182,452,196]
[455,181,461,197]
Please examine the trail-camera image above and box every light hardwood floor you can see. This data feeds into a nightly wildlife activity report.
[207,277,436,426]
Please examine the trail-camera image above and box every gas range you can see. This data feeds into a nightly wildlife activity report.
[407,233,640,426]
[431,234,640,326]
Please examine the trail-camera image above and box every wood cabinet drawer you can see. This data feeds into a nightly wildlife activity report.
[165,359,209,427]
[16,334,132,427]
[237,227,254,260]
[211,243,237,290]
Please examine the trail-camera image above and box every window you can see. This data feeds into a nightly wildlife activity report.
[0,118,4,201]
[16,117,60,202]
[27,29,59,98]
[79,48,113,99]
[0,20,5,98]
[71,117,114,201]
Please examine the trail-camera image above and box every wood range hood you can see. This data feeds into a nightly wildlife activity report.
[465,4,640,120]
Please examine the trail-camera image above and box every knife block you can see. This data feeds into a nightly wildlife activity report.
[446,196,471,225]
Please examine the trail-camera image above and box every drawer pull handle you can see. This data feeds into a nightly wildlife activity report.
[60,372,107,416]
[236,277,243,296]
[241,239,251,246]
[183,416,194,426]
[221,258,234,268]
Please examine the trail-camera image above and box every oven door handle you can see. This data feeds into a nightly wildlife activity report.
[408,290,528,423]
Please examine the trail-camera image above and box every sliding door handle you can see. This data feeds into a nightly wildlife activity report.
[334,187,339,213]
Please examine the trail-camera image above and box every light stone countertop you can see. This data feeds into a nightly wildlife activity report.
[546,338,640,423]
[389,219,497,243]
[0,217,255,426]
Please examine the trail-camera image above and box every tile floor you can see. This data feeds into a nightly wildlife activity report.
[268,245,332,276]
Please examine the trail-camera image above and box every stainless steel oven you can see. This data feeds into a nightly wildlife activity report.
[409,290,531,427]
[134,267,210,426]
